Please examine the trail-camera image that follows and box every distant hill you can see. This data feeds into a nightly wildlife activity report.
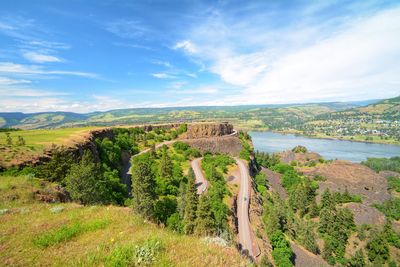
[0,97,394,130]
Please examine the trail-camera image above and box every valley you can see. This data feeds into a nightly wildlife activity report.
[1,122,399,266]
[1,96,399,146]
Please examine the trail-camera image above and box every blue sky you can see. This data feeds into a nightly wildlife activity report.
[0,0,399,112]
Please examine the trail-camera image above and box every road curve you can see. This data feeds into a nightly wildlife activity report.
[190,158,208,195]
[236,158,260,260]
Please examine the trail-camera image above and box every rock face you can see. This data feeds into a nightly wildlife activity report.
[184,136,242,156]
[301,160,391,205]
[181,122,233,139]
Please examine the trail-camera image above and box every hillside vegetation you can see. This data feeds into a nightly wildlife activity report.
[2,96,399,145]
[0,177,244,266]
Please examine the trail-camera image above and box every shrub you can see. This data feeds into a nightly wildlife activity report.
[387,176,400,192]
[374,198,400,220]
[292,146,307,153]
[361,157,400,173]
[270,230,293,267]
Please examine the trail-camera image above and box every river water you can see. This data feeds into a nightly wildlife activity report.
[249,131,400,162]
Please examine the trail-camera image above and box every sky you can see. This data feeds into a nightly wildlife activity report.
[0,0,400,113]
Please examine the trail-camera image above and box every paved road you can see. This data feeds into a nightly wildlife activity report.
[236,158,260,261]
[190,158,208,194]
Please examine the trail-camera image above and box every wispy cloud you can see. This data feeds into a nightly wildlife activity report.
[0,87,69,97]
[169,86,218,95]
[173,40,197,54]
[106,19,148,39]
[0,77,31,85]
[23,52,62,63]
[0,62,98,79]
[151,72,176,79]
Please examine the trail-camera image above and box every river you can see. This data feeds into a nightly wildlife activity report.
[249,131,400,162]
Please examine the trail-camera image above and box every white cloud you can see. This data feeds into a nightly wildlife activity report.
[173,40,198,54]
[175,5,400,103]
[168,86,218,95]
[23,52,62,63]
[0,62,98,79]
[151,72,176,79]
[244,7,400,103]
[152,60,173,68]
[0,77,31,85]
[0,87,68,97]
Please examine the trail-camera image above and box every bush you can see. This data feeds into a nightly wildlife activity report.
[106,238,164,267]
[367,232,389,264]
[270,230,293,267]
[361,157,400,173]
[387,176,400,192]
[374,198,400,220]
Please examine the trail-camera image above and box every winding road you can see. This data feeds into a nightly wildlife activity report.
[122,129,259,260]
[190,158,208,194]
[236,158,261,260]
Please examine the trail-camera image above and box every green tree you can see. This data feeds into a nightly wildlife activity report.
[65,150,106,204]
[154,195,177,225]
[36,145,75,182]
[195,195,215,236]
[131,154,157,219]
[183,168,198,234]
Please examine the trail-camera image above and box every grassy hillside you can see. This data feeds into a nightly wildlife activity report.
[0,127,99,168]
[1,97,399,145]
[0,175,246,266]
[0,101,360,130]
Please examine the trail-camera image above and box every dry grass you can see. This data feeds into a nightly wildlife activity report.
[0,176,248,267]
[0,127,101,168]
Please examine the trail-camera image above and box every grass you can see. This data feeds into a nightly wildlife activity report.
[33,219,110,248]
[0,127,100,168]
[0,176,247,266]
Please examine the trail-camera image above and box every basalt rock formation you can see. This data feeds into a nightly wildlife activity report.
[181,122,233,139]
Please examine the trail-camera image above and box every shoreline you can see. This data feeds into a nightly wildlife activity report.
[247,129,400,147]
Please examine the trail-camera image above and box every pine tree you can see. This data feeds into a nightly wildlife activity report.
[183,167,198,234]
[177,181,187,218]
[131,154,157,219]
[65,150,105,204]
[195,195,215,236]
[160,148,173,178]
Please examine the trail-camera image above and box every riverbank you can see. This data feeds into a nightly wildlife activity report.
[249,131,400,162]
[244,128,400,146]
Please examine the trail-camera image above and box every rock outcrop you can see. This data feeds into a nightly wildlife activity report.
[181,122,233,139]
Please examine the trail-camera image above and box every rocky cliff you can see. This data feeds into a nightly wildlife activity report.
[181,122,233,139]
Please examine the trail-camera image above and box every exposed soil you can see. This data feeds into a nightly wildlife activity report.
[300,160,391,205]
[380,170,400,178]
[290,241,328,267]
[344,203,386,226]
[261,167,288,199]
